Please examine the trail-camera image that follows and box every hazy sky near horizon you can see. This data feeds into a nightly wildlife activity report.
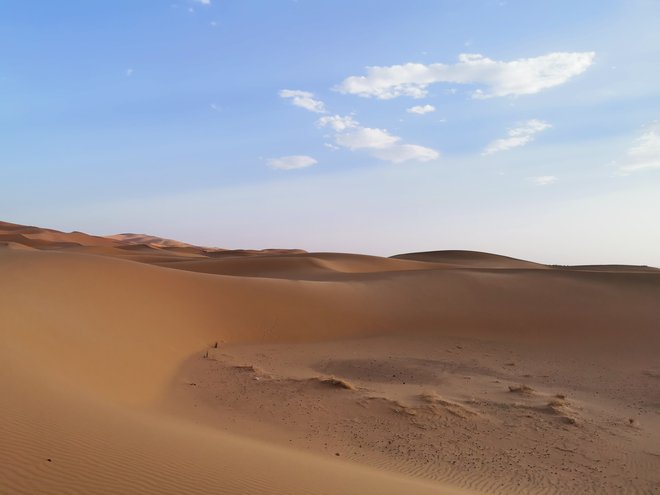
[2,0,659,265]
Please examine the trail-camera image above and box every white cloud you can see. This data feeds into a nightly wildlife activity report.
[530,175,558,186]
[193,0,211,4]
[618,122,660,174]
[266,155,317,170]
[210,103,221,112]
[407,104,436,115]
[334,127,401,150]
[318,116,439,163]
[316,115,358,132]
[371,144,440,164]
[279,89,326,113]
[277,93,438,164]
[336,52,595,100]
[126,68,134,77]
[483,119,552,155]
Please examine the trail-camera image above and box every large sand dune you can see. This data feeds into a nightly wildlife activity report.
[1,220,658,494]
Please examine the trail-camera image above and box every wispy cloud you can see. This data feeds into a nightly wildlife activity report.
[337,52,595,100]
[267,155,317,170]
[371,143,440,163]
[279,89,326,113]
[334,127,401,150]
[125,68,134,77]
[529,175,558,186]
[407,104,436,115]
[210,103,221,112]
[316,115,358,132]
[618,121,660,174]
[193,0,211,5]
[318,115,439,164]
[281,91,439,163]
[483,119,551,155]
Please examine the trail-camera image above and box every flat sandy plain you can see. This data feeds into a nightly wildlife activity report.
[1,220,659,494]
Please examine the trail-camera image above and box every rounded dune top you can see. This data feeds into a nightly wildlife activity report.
[158,251,437,279]
[2,220,657,272]
[391,250,548,269]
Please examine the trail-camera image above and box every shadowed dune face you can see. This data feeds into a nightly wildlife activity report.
[1,220,659,494]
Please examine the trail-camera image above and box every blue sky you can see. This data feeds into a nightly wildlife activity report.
[2,0,659,264]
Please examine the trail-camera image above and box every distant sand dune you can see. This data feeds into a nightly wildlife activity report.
[391,249,547,268]
[156,252,440,280]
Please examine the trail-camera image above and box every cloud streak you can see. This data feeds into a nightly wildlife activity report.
[483,119,551,155]
[267,155,317,170]
[318,115,439,163]
[529,175,558,186]
[280,90,439,164]
[618,122,660,174]
[407,104,436,115]
[337,52,595,100]
[279,89,326,113]
[316,115,359,132]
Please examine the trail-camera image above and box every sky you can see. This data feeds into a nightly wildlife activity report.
[1,0,659,265]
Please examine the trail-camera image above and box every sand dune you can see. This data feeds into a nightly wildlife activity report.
[109,232,212,249]
[156,252,440,280]
[0,220,304,263]
[392,249,549,269]
[0,221,117,248]
[1,220,659,494]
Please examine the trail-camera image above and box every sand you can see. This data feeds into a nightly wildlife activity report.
[0,219,658,494]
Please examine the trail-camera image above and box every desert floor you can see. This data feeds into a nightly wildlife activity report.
[1,220,659,494]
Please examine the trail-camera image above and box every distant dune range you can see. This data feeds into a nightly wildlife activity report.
[1,219,659,494]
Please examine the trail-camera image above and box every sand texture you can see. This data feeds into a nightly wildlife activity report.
[1,220,659,494]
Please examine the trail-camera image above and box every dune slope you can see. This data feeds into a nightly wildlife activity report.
[1,249,483,495]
